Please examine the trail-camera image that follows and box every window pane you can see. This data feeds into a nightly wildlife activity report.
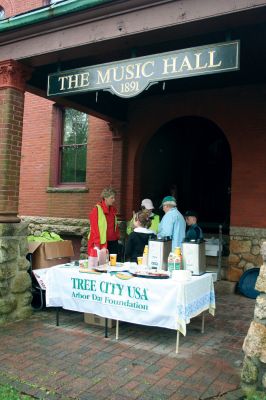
[76,146,87,182]
[60,108,88,184]
[61,145,87,183]
[63,109,88,145]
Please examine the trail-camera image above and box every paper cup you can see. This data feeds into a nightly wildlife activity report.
[137,256,143,265]
[110,254,117,266]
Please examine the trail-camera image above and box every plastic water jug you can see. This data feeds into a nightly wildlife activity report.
[88,248,98,268]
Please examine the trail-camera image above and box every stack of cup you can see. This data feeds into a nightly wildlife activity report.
[137,256,143,266]
[110,253,117,266]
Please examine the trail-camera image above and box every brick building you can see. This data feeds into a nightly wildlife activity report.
[0,1,265,319]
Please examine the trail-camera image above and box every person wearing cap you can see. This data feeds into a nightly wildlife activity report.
[158,196,186,250]
[88,187,120,256]
[126,198,160,235]
[184,210,203,241]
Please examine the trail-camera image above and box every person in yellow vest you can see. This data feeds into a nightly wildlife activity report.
[88,187,120,256]
[126,198,160,235]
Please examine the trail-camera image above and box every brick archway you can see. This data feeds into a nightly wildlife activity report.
[140,116,232,228]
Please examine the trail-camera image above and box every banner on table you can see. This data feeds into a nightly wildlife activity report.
[45,268,181,330]
[44,266,214,334]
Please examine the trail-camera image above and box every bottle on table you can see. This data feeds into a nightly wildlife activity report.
[167,252,175,276]
[174,247,183,270]
[168,247,182,276]
[98,248,109,266]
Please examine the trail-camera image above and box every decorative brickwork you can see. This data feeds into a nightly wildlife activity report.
[0,60,32,92]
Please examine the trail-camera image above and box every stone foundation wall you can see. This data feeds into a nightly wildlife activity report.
[20,216,127,259]
[228,227,265,281]
[241,242,266,395]
[0,222,32,325]
[21,216,89,258]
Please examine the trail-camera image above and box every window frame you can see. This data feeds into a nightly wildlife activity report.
[53,105,88,188]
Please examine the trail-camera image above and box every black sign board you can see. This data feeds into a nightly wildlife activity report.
[47,41,239,99]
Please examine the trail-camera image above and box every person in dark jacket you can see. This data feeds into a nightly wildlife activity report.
[184,210,203,241]
[125,210,156,262]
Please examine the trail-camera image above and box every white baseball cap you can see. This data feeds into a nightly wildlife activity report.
[141,199,154,210]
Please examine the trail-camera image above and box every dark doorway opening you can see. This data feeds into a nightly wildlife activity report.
[140,116,231,230]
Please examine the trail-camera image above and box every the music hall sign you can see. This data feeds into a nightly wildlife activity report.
[47,41,239,99]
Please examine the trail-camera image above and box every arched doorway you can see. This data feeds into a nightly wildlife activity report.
[140,116,232,229]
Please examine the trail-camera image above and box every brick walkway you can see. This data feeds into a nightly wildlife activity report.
[0,292,254,400]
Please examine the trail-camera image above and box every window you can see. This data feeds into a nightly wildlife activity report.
[0,7,5,19]
[59,108,88,184]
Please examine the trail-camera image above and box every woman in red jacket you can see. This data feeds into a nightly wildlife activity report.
[88,187,120,256]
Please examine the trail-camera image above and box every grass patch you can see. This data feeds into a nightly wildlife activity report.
[0,384,35,399]
[245,391,266,400]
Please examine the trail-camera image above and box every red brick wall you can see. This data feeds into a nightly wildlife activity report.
[86,116,113,209]
[19,93,52,215]
[228,86,266,227]
[19,85,266,228]
[123,84,266,228]
[19,94,113,219]
[2,0,44,18]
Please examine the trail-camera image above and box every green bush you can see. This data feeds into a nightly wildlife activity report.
[245,391,266,400]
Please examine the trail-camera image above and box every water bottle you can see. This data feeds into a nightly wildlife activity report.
[167,252,175,276]
[98,248,108,266]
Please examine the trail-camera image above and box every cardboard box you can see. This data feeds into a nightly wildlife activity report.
[28,240,74,270]
[84,313,116,328]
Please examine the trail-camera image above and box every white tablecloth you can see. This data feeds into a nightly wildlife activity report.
[34,265,215,336]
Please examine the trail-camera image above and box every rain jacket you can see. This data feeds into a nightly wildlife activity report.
[88,200,119,253]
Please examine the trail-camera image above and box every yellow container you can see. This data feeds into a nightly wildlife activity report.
[137,256,143,265]
[174,247,181,256]
[143,245,148,255]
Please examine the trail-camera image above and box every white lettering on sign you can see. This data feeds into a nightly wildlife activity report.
[49,41,238,98]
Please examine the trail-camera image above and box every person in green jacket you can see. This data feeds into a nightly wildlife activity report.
[127,198,160,235]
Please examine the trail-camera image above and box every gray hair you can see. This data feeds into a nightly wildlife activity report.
[101,186,116,199]
[164,201,176,208]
